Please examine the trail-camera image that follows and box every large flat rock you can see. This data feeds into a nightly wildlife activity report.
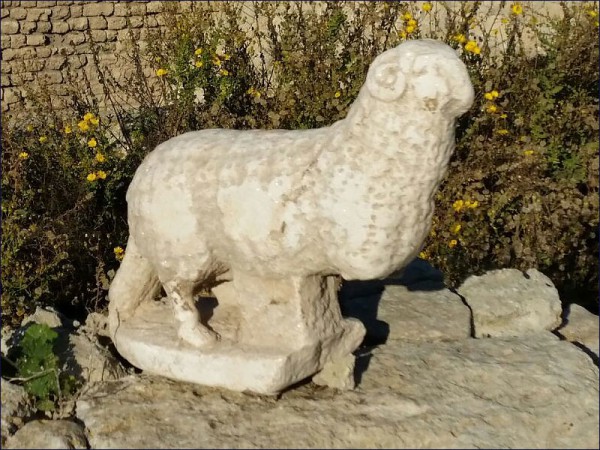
[77,333,599,449]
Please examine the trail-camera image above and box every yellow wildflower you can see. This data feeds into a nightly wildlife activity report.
[89,117,99,126]
[496,129,509,135]
[96,170,107,180]
[114,246,125,261]
[422,3,432,12]
[596,21,599,27]
[88,138,97,148]
[156,68,168,77]
[406,25,416,34]
[39,136,48,144]
[195,61,203,68]
[453,34,467,44]
[451,223,462,234]
[95,152,106,163]
[448,239,458,248]
[465,200,479,209]
[399,30,408,39]
[78,120,90,132]
[407,19,417,27]
[86,173,97,182]
[64,125,72,134]
[500,113,508,119]
[212,56,222,67]
[523,149,534,156]
[334,91,341,98]
[18,152,29,160]
[419,251,428,259]
[26,124,34,132]
[223,53,231,60]
[219,69,229,76]
[588,10,598,18]
[402,12,412,21]
[501,18,509,24]
[484,90,499,100]
[194,48,203,56]
[465,40,481,54]
[453,199,465,212]
[511,3,523,15]
[486,104,498,114]
[83,112,95,121]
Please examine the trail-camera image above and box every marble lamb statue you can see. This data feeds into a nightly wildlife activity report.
[107,39,474,394]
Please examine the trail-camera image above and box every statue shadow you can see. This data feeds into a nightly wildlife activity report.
[339,257,446,386]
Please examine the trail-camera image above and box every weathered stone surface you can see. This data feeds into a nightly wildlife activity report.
[5,420,87,449]
[108,40,474,395]
[107,16,126,30]
[25,33,49,46]
[3,20,20,34]
[458,268,562,338]
[51,20,69,33]
[10,34,26,49]
[1,379,30,446]
[82,311,110,338]
[20,21,36,34]
[51,5,69,20]
[9,7,27,20]
[77,334,599,449]
[343,283,471,345]
[66,17,87,31]
[82,2,113,17]
[21,306,66,328]
[88,16,107,30]
[559,303,599,357]
[58,331,127,384]
[36,21,51,33]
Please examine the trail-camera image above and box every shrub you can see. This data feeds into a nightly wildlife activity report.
[1,1,598,325]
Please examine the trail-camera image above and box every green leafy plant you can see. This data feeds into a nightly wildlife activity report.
[10,323,77,412]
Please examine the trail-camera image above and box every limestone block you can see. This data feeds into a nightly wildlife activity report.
[3,88,21,105]
[82,2,113,16]
[66,32,85,45]
[20,21,36,34]
[26,33,49,46]
[107,16,126,30]
[26,8,49,21]
[114,2,146,16]
[14,47,37,60]
[1,9,8,19]
[1,380,30,446]
[1,35,10,50]
[76,335,599,449]
[45,55,66,70]
[342,284,471,345]
[21,306,66,328]
[5,420,87,449]
[23,57,44,71]
[2,20,20,34]
[559,303,599,357]
[9,7,27,20]
[51,5,69,19]
[35,46,52,58]
[36,21,51,33]
[107,39,475,394]
[88,16,107,30]
[146,2,163,13]
[37,1,57,6]
[67,17,87,31]
[10,35,26,49]
[40,70,63,84]
[105,30,117,41]
[1,74,10,87]
[129,16,144,28]
[51,20,69,33]
[458,268,562,338]
[69,4,82,18]
[90,30,106,43]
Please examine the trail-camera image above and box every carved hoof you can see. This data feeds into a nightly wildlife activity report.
[178,323,220,348]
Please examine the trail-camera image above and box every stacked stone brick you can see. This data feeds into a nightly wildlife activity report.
[0,1,194,115]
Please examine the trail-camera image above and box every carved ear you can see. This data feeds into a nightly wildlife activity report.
[366,62,406,102]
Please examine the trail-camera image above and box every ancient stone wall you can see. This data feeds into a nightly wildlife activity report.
[0,1,195,117]
[0,1,566,119]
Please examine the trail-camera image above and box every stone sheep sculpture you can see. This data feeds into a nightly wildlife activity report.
[107,39,474,393]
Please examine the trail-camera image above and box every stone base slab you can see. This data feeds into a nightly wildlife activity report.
[113,299,364,395]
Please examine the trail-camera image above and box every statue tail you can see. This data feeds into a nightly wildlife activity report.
[108,237,161,340]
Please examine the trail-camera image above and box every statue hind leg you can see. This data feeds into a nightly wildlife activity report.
[162,279,220,348]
